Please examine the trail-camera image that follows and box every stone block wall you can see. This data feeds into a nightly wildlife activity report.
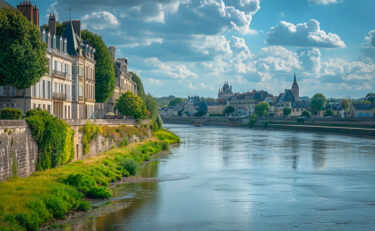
[0,119,150,181]
[0,120,38,181]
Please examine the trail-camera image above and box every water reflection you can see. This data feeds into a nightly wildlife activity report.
[74,125,375,231]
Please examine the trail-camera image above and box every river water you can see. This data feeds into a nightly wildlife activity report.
[77,124,375,231]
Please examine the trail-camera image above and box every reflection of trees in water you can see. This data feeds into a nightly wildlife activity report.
[312,135,328,170]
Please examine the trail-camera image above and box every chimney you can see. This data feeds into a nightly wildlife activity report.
[108,46,116,62]
[17,1,39,27]
[48,13,56,35]
[71,20,81,37]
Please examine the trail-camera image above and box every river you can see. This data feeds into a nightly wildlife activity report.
[75,124,375,231]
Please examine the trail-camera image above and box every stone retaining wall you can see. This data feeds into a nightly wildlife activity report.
[0,119,150,181]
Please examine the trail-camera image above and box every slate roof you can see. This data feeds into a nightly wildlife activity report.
[63,22,79,56]
[352,103,374,111]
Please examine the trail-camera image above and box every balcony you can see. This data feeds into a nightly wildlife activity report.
[53,70,67,78]
[53,92,66,100]
[78,95,84,101]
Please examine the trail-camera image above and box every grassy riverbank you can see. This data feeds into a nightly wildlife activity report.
[0,129,180,231]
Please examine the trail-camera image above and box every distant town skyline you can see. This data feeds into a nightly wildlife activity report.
[6,0,375,98]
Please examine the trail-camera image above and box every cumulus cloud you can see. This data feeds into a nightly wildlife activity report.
[366,30,375,47]
[81,11,120,30]
[298,48,321,73]
[145,58,198,80]
[308,0,342,5]
[267,19,345,48]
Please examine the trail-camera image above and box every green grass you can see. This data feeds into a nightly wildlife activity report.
[0,129,179,231]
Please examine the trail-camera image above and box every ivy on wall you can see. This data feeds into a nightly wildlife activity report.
[80,122,103,155]
[25,109,75,170]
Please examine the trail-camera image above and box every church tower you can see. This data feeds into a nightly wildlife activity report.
[291,73,299,101]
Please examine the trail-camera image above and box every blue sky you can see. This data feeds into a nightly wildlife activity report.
[7,0,375,98]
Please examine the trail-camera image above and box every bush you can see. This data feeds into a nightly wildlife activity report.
[297,117,305,123]
[81,123,103,155]
[78,200,91,211]
[86,186,112,199]
[120,137,129,147]
[324,109,334,116]
[0,108,22,120]
[301,110,311,118]
[161,141,169,151]
[120,159,139,176]
[42,195,68,219]
[15,213,38,231]
[63,173,96,195]
[25,108,50,118]
[248,114,257,127]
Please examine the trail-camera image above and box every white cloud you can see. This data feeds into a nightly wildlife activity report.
[146,58,198,80]
[308,0,342,5]
[81,11,120,30]
[267,19,345,48]
[298,48,321,74]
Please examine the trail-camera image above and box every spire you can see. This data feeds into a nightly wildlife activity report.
[293,72,297,84]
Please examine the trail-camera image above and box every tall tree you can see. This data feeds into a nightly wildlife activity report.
[81,30,115,103]
[144,94,158,120]
[255,101,270,117]
[130,72,146,99]
[116,91,148,119]
[0,7,48,89]
[224,106,235,115]
[341,99,351,112]
[311,93,327,115]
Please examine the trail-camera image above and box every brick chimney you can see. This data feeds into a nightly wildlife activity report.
[71,20,81,37]
[17,1,39,27]
[48,13,56,35]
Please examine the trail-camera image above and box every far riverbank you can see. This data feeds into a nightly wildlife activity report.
[163,116,375,137]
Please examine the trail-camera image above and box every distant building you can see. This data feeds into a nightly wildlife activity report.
[218,82,233,101]
[291,73,299,101]
[350,103,375,118]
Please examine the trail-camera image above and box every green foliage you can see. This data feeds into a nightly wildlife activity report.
[223,106,235,115]
[311,93,327,115]
[0,8,48,89]
[153,129,180,144]
[324,109,334,116]
[78,200,91,211]
[120,137,129,147]
[0,129,180,230]
[116,91,148,119]
[144,94,159,120]
[301,110,311,118]
[0,108,22,120]
[81,30,115,103]
[168,98,185,107]
[86,186,112,199]
[255,101,270,117]
[248,114,257,127]
[25,108,50,118]
[341,99,351,112]
[120,159,139,176]
[25,109,75,170]
[81,123,103,155]
[297,117,305,123]
[130,72,146,99]
[283,108,291,117]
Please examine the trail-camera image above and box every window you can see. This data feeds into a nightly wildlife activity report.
[47,81,51,99]
[79,85,83,96]
[43,80,46,98]
[48,105,51,113]
[79,66,84,76]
